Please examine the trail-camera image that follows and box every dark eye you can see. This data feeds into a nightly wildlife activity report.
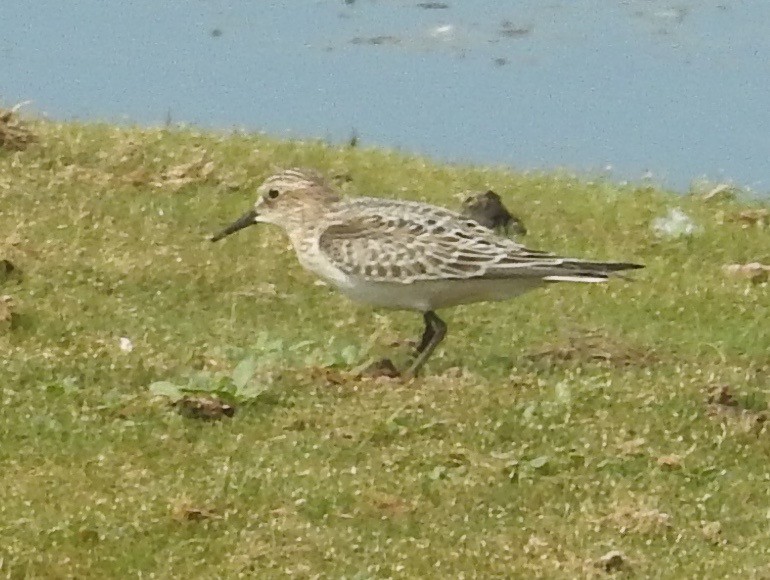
[268,189,280,199]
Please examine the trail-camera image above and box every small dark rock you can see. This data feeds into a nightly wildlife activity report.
[596,550,628,572]
[706,385,738,407]
[417,2,449,9]
[460,190,527,236]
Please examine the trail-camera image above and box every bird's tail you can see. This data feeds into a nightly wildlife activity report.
[543,260,644,283]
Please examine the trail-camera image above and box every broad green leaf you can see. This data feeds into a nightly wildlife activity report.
[236,382,269,401]
[148,381,183,402]
[340,345,360,365]
[231,356,259,389]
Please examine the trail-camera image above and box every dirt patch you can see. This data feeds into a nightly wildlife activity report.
[527,328,658,368]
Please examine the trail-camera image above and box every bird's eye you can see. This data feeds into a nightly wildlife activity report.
[268,189,280,199]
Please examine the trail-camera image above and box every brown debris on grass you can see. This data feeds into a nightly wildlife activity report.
[156,152,216,191]
[304,366,354,386]
[705,385,767,435]
[722,262,770,283]
[0,295,18,331]
[706,384,739,407]
[600,503,672,536]
[731,208,769,228]
[701,183,735,200]
[112,149,217,190]
[359,357,401,379]
[656,454,683,469]
[174,395,235,420]
[616,437,647,457]
[701,521,723,544]
[170,499,221,522]
[366,491,414,518]
[595,550,629,573]
[0,103,36,151]
[527,328,657,368]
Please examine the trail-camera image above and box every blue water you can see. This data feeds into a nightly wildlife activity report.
[4,1,770,193]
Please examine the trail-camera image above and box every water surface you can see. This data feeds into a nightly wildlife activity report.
[4,1,769,193]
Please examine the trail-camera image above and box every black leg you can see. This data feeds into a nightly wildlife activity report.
[405,311,447,378]
[414,313,435,356]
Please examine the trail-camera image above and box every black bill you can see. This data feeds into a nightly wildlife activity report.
[210,209,258,242]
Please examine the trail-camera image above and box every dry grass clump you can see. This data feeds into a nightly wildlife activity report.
[0,103,36,151]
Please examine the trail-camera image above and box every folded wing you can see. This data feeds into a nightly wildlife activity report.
[318,199,642,284]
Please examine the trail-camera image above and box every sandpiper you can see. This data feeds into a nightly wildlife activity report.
[211,169,643,377]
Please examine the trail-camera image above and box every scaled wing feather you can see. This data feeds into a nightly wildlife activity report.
[316,199,611,284]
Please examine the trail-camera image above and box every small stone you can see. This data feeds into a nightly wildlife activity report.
[459,190,527,236]
[596,550,627,572]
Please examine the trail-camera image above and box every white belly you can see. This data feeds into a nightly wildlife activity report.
[333,276,545,312]
[293,240,544,312]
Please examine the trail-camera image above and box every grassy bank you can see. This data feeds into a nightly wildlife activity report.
[1,117,769,577]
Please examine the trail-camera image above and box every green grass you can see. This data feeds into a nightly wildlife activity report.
[1,118,770,578]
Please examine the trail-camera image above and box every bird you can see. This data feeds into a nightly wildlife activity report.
[211,169,643,377]
[459,189,527,236]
